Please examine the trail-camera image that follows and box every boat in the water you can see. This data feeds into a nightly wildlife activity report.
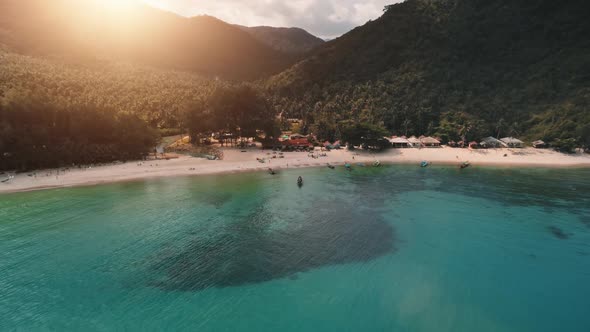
[421,161,430,168]
[345,163,352,170]
[357,163,366,167]
[373,161,381,167]
[268,168,276,175]
[327,164,335,169]
[460,161,471,169]
[297,176,304,187]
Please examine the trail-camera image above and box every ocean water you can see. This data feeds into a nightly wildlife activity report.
[0,166,589,331]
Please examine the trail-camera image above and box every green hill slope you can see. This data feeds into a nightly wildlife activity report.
[268,0,590,146]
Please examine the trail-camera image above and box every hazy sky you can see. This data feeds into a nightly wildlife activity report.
[142,0,402,38]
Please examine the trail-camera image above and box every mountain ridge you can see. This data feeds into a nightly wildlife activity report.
[236,25,325,55]
[0,0,295,80]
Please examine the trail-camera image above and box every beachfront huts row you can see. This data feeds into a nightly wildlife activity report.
[387,135,530,149]
[387,136,441,148]
[479,137,525,148]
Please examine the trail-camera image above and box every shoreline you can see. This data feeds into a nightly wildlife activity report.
[1,147,589,194]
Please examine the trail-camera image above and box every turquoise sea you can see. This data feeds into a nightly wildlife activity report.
[1,166,589,331]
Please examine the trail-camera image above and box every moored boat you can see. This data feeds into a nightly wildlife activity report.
[297,176,304,187]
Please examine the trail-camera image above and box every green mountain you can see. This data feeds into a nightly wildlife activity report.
[0,0,294,80]
[268,0,590,146]
[237,25,325,55]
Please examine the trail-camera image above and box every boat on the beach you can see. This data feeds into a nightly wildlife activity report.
[1,175,14,183]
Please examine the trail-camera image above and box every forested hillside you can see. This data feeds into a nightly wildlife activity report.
[237,26,325,55]
[0,49,224,170]
[0,0,294,80]
[0,51,222,128]
[268,0,590,146]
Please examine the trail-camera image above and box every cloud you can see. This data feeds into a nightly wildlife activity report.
[142,0,403,38]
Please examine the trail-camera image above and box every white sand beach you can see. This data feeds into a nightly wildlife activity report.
[1,147,589,194]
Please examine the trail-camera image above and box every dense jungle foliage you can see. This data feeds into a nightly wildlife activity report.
[267,0,590,147]
[0,50,200,170]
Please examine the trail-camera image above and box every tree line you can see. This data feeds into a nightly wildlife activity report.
[183,85,280,146]
[0,92,158,171]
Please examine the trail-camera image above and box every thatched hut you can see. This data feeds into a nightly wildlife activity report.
[408,136,422,148]
[420,137,441,147]
[389,136,411,148]
[533,140,547,149]
[501,137,524,148]
[480,137,505,149]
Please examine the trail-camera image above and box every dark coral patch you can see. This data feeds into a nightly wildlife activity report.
[547,226,570,240]
[149,201,395,292]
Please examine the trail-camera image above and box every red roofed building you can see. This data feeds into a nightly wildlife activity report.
[283,138,313,148]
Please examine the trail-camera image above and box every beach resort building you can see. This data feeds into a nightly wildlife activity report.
[501,137,525,148]
[480,137,505,149]
[408,136,422,148]
[533,140,547,149]
[420,137,441,147]
[290,134,307,140]
[389,136,411,148]
[283,138,313,149]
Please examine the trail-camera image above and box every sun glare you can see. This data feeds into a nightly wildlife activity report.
[101,0,136,12]
[140,0,170,11]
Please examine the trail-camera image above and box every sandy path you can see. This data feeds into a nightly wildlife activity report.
[1,147,589,194]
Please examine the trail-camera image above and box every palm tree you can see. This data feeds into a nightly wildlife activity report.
[495,118,505,138]
[403,119,412,136]
[458,123,473,143]
[508,122,520,137]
